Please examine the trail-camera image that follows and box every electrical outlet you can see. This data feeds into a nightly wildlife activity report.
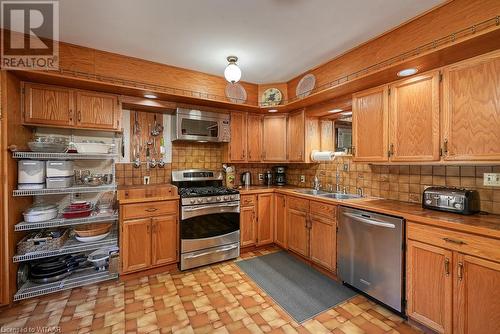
[143,176,150,185]
[484,173,500,186]
[300,175,305,183]
[258,173,264,181]
[343,163,349,172]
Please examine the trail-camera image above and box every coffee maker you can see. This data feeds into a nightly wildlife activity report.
[273,166,286,186]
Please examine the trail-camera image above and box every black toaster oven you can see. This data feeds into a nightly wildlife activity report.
[422,187,480,215]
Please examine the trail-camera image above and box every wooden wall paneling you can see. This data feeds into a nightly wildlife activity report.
[442,51,500,161]
[352,85,389,162]
[129,110,164,162]
[286,0,500,100]
[389,71,440,162]
[4,73,33,302]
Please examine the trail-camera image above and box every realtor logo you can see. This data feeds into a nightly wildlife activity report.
[1,0,59,70]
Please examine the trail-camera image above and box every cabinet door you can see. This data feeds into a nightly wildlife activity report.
[274,194,287,248]
[122,218,151,273]
[75,90,120,130]
[247,114,262,162]
[407,240,452,334]
[23,83,74,126]
[230,112,247,162]
[309,214,336,272]
[287,110,305,162]
[454,254,500,334]
[352,85,389,162]
[320,120,334,151]
[389,72,440,161]
[442,53,500,161]
[240,205,256,247]
[257,193,273,246]
[151,214,178,266]
[262,115,287,161]
[287,209,309,257]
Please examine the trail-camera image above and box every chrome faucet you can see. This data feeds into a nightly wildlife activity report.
[312,176,321,191]
[356,187,364,197]
[342,186,348,194]
[335,172,341,192]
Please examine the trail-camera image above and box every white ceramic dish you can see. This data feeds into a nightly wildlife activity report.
[23,204,58,223]
[73,142,114,154]
[75,231,110,243]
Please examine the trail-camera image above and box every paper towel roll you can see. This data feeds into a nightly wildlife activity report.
[310,150,345,162]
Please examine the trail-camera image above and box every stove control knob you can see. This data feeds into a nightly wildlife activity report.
[216,196,221,201]
[223,196,229,201]
[230,195,237,201]
[454,203,463,209]
[190,199,196,204]
[197,198,204,203]
[206,197,213,202]
[425,199,432,205]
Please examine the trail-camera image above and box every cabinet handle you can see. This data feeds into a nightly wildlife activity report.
[145,208,158,212]
[388,143,394,157]
[69,109,73,122]
[443,237,466,245]
[443,139,448,155]
[77,110,81,122]
[444,258,450,276]
[458,262,464,281]
[351,146,356,156]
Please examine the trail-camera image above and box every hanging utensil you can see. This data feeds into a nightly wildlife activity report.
[158,137,165,168]
[151,114,163,136]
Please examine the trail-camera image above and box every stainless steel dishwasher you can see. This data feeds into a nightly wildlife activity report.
[338,206,405,313]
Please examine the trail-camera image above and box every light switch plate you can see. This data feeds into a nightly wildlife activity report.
[258,173,264,181]
[300,175,305,183]
[484,173,500,186]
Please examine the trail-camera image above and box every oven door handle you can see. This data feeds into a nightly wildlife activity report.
[343,212,396,229]
[183,203,240,212]
[184,244,239,259]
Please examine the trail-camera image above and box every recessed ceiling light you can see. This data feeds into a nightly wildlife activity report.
[268,109,278,113]
[397,68,418,77]
[329,108,343,113]
[341,111,353,116]
[144,93,157,99]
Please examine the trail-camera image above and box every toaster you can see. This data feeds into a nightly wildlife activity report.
[422,187,480,215]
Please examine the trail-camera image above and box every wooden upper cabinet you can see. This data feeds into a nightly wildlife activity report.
[274,193,287,248]
[151,214,178,266]
[23,83,74,126]
[229,112,247,162]
[320,119,334,151]
[122,218,152,273]
[257,193,273,246]
[287,110,305,161]
[442,52,500,161]
[75,90,120,130]
[407,240,452,334]
[454,254,500,334]
[247,114,262,162]
[262,114,287,161]
[389,71,440,162]
[352,85,389,162]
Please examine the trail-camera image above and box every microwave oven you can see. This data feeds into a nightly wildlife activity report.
[171,108,230,142]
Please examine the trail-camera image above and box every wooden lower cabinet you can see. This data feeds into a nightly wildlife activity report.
[240,194,274,247]
[407,222,500,334]
[122,218,152,273]
[240,204,257,247]
[407,240,452,334]
[257,194,274,245]
[309,214,336,272]
[287,208,309,257]
[120,199,179,274]
[274,193,287,248]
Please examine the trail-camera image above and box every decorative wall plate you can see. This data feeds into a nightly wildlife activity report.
[261,88,282,107]
[296,73,316,98]
[225,83,247,104]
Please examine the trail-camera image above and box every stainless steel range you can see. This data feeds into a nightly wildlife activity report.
[172,169,240,270]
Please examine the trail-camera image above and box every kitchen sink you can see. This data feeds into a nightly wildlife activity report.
[293,189,329,195]
[319,193,362,199]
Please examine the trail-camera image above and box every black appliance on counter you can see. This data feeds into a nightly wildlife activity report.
[422,186,480,215]
[273,166,286,186]
[172,169,240,270]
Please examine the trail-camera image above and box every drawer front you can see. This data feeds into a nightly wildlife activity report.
[287,196,309,212]
[407,222,500,263]
[310,201,336,219]
[241,195,257,207]
[122,200,178,220]
[118,186,176,200]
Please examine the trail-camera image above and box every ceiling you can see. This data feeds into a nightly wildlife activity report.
[57,0,442,83]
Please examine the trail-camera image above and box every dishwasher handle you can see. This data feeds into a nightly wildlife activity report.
[342,212,396,229]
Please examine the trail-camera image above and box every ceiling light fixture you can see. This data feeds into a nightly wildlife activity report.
[397,68,418,77]
[268,109,278,113]
[224,56,242,83]
[329,108,343,113]
[144,93,157,99]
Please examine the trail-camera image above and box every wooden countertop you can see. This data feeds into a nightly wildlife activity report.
[238,186,500,239]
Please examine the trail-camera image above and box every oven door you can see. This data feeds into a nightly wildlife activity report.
[181,205,240,253]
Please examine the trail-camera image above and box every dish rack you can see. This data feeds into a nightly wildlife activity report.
[12,133,120,301]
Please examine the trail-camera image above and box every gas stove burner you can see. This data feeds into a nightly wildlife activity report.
[179,186,239,198]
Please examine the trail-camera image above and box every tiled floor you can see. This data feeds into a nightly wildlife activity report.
[0,247,422,334]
